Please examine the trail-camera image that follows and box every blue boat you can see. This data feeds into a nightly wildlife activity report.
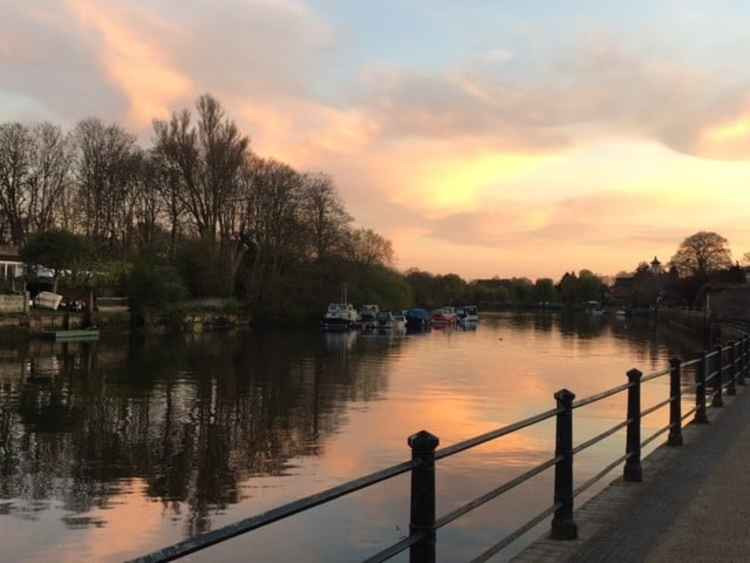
[405,308,431,330]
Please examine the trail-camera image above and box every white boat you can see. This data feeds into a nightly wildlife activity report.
[359,304,380,330]
[461,305,479,322]
[392,312,407,331]
[34,291,63,311]
[321,303,359,331]
[377,311,394,329]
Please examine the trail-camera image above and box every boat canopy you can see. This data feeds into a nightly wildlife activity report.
[405,308,430,320]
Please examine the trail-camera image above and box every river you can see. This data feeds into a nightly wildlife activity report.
[0,313,702,562]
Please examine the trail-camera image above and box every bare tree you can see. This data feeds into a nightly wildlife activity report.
[670,231,732,278]
[0,123,33,244]
[27,123,74,234]
[153,94,248,244]
[74,118,137,253]
[242,157,306,302]
[301,173,351,261]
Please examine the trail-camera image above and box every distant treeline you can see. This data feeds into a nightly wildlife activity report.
[404,269,606,309]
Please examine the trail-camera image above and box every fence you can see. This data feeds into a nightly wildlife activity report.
[130,334,750,563]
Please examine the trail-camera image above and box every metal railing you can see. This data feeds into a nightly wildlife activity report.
[129,335,750,563]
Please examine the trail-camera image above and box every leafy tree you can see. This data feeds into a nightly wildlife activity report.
[21,229,94,291]
[127,259,188,317]
[347,228,394,267]
[577,269,605,302]
[534,278,558,303]
[670,231,732,278]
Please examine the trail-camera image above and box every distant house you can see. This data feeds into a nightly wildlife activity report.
[0,246,23,284]
[649,256,663,275]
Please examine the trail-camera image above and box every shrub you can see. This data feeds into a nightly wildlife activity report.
[175,239,233,298]
[127,260,188,314]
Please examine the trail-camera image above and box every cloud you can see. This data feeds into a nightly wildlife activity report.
[66,0,193,126]
[357,37,750,160]
[3,3,750,278]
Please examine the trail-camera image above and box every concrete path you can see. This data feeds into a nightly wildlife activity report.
[513,384,750,563]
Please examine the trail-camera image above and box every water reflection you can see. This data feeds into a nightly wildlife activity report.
[0,314,702,562]
[1,332,395,536]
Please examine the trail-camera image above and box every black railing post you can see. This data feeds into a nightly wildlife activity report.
[695,350,709,424]
[624,369,643,482]
[668,358,683,446]
[713,345,724,407]
[738,339,747,386]
[408,430,439,563]
[728,341,737,396]
[550,388,577,540]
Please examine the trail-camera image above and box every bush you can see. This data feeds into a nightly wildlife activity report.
[175,239,233,298]
[127,259,188,313]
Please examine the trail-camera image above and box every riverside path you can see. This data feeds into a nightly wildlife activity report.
[513,376,750,563]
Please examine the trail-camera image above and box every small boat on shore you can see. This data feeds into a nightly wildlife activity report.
[42,329,100,342]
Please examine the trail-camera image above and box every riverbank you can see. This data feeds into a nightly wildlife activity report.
[0,299,251,336]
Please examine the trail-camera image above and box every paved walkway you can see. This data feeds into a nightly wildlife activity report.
[513,384,750,563]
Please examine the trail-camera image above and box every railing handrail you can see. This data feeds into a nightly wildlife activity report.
[130,331,750,563]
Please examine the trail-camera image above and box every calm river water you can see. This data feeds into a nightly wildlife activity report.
[1,313,702,562]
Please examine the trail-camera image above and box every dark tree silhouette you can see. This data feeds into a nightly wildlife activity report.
[670,231,732,278]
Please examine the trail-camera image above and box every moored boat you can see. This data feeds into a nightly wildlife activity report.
[392,312,407,331]
[431,306,457,328]
[405,308,431,330]
[376,311,394,330]
[460,305,479,323]
[359,304,379,330]
[321,303,359,331]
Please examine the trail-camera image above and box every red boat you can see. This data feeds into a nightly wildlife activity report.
[431,307,457,328]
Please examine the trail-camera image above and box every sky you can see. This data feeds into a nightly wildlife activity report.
[2,0,750,280]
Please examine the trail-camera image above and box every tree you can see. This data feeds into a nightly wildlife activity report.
[21,229,94,291]
[347,228,394,267]
[153,94,249,244]
[577,269,605,302]
[74,118,138,251]
[301,173,351,260]
[534,278,558,303]
[670,231,732,278]
[27,123,74,235]
[0,122,34,244]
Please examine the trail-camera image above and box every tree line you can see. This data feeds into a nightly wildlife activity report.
[405,269,607,309]
[1,94,402,322]
[3,100,746,321]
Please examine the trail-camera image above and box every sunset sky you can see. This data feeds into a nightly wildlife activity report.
[3,1,750,279]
